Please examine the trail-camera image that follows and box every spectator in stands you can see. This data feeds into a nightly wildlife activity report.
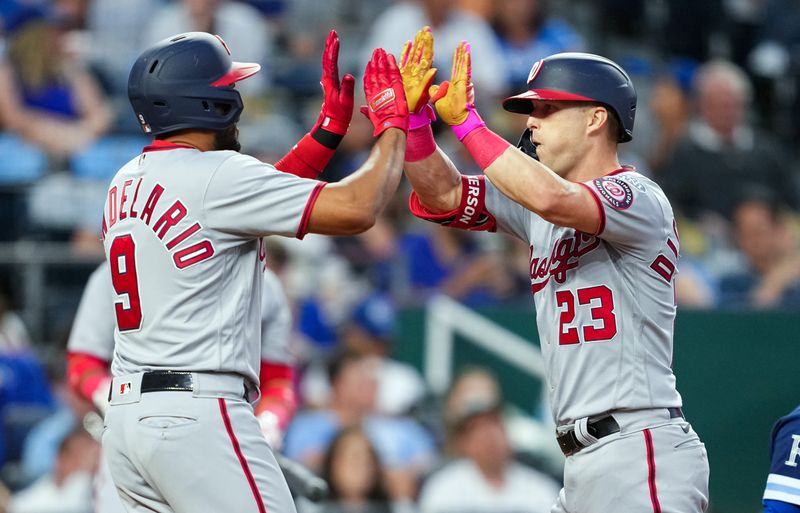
[718,191,800,309]
[418,368,559,513]
[658,59,800,221]
[747,0,800,146]
[311,426,393,513]
[285,351,436,502]
[0,282,30,353]
[490,0,584,94]
[142,0,273,96]
[362,0,507,100]
[399,225,518,306]
[342,294,427,416]
[0,5,112,162]
[8,428,99,513]
[646,60,695,173]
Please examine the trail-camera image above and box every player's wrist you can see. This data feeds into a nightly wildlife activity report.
[408,104,435,130]
[91,376,112,416]
[451,108,485,141]
[461,126,511,170]
[310,126,345,150]
[313,112,349,138]
[405,123,436,162]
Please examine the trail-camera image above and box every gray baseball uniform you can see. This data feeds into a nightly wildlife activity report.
[68,261,294,513]
[478,168,709,512]
[100,141,322,513]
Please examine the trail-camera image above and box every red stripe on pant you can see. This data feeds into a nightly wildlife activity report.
[219,398,268,513]
[644,428,662,513]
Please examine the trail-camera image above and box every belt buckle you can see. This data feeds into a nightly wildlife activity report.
[557,429,583,457]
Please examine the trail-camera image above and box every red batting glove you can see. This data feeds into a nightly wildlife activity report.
[313,29,355,137]
[360,48,409,137]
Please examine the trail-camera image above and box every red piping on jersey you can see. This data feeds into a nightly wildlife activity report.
[667,239,678,258]
[578,183,606,236]
[644,429,662,513]
[218,398,268,513]
[605,165,635,177]
[296,182,326,239]
[142,140,197,153]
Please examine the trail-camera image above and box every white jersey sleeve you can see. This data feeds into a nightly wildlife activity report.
[203,153,325,240]
[260,268,293,365]
[67,262,116,361]
[483,176,531,242]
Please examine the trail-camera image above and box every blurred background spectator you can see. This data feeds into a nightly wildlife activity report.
[305,426,394,513]
[657,59,799,221]
[490,0,584,95]
[362,0,507,101]
[285,350,436,502]
[717,190,800,309]
[418,368,559,513]
[7,427,98,513]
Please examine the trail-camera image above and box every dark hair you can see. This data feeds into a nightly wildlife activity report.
[491,0,547,36]
[733,187,786,223]
[326,350,364,386]
[321,426,391,504]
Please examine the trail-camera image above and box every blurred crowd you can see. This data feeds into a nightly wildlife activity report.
[0,0,798,511]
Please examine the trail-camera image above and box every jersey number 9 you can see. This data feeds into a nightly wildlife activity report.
[109,234,143,331]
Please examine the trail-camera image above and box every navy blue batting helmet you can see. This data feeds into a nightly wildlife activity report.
[502,52,636,142]
[128,32,260,136]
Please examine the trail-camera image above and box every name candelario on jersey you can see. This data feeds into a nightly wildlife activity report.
[529,230,600,293]
[102,178,214,269]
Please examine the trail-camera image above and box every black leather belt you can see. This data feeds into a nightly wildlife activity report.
[141,371,194,392]
[556,407,685,457]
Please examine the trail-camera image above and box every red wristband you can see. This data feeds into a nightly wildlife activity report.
[274,133,336,179]
[462,126,511,169]
[66,352,110,403]
[405,124,436,162]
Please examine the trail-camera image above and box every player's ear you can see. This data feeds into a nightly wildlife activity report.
[585,105,611,140]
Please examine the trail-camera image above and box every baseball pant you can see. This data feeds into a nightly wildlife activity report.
[102,372,296,513]
[96,449,128,513]
[551,409,710,513]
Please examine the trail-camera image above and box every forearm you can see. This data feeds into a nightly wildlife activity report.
[346,128,406,217]
[256,361,297,429]
[483,144,582,218]
[307,129,405,235]
[66,352,110,404]
[273,128,341,179]
[404,145,462,213]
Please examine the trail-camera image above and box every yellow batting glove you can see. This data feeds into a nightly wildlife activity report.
[429,41,473,126]
[399,26,438,114]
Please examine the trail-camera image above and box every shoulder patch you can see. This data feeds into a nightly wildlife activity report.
[594,176,633,210]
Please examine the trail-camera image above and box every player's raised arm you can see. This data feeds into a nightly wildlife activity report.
[400,27,463,214]
[273,30,354,179]
[428,42,604,235]
[305,48,408,235]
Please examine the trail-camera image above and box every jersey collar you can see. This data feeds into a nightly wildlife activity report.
[605,165,636,177]
[142,140,198,153]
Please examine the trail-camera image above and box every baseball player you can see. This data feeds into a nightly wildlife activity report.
[763,404,800,512]
[99,31,408,513]
[67,262,296,513]
[398,28,709,512]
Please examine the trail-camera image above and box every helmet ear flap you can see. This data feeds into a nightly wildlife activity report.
[516,128,538,160]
